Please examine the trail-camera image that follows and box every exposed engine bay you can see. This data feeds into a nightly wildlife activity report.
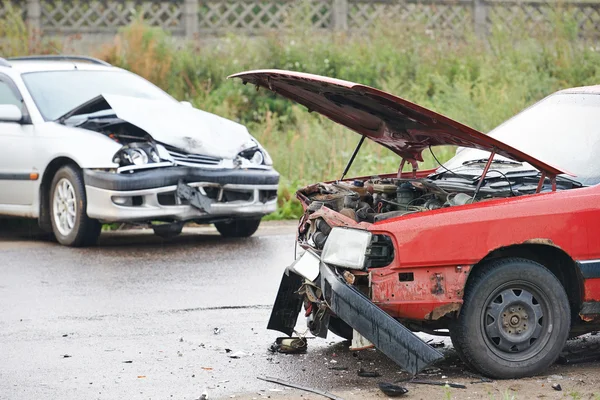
[298,172,582,249]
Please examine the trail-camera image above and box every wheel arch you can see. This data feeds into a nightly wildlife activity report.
[469,242,584,322]
[38,157,81,232]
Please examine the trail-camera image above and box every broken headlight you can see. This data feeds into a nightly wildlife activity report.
[113,143,161,167]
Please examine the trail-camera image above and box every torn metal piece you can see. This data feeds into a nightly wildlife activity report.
[177,180,214,212]
[257,376,344,400]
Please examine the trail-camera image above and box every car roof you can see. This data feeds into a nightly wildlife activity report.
[4,60,117,74]
[558,85,600,95]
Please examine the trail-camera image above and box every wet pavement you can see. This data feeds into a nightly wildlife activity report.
[1,221,599,400]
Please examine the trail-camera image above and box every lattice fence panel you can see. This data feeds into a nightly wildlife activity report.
[41,0,184,33]
[348,0,473,36]
[197,0,333,34]
[487,2,600,38]
[0,0,27,21]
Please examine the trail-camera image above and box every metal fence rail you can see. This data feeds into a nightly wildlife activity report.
[4,0,600,41]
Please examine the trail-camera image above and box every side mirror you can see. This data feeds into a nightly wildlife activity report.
[180,101,193,108]
[0,104,23,122]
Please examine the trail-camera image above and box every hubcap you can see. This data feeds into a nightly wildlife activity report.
[52,178,77,236]
[482,284,549,360]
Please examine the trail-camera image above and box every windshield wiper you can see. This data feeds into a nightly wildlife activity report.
[462,158,522,167]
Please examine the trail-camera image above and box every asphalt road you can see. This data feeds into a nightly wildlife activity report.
[1,221,599,400]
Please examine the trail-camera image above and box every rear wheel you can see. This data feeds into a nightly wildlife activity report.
[215,218,261,238]
[49,165,101,247]
[450,258,570,379]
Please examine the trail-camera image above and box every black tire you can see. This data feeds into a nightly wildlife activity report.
[49,165,101,247]
[450,258,570,379]
[214,218,261,238]
[328,316,353,341]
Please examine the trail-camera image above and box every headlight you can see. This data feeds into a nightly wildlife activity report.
[321,228,372,270]
[238,147,267,166]
[113,142,160,167]
[130,149,148,165]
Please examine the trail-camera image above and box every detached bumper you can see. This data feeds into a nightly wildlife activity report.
[83,167,279,222]
[268,260,443,375]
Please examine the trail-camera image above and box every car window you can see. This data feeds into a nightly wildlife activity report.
[0,80,22,108]
[21,70,177,121]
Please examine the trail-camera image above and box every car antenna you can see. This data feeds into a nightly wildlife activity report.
[51,45,78,70]
[340,135,366,181]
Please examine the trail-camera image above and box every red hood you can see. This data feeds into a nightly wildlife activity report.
[229,69,566,176]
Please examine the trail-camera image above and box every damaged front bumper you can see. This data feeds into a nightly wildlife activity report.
[83,166,279,222]
[268,255,443,375]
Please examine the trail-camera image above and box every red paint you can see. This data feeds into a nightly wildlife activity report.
[367,184,600,320]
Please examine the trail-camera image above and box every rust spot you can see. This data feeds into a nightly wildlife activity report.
[523,238,558,247]
[343,271,356,285]
[425,302,462,320]
[431,273,444,295]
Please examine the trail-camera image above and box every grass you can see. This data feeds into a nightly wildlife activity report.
[4,3,600,219]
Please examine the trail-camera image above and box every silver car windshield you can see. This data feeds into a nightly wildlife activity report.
[22,70,176,121]
[444,93,600,186]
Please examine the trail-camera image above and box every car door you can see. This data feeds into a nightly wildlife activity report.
[0,74,36,206]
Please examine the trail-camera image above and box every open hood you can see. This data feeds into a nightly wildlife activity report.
[58,94,255,160]
[229,70,566,176]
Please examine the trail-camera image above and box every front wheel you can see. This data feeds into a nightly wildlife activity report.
[450,258,570,379]
[49,165,101,247]
[214,218,261,238]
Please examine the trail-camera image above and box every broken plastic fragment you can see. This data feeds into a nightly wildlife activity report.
[378,382,409,397]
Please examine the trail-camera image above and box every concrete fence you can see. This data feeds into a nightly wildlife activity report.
[2,0,599,48]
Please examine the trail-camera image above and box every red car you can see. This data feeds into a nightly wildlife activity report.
[231,70,600,378]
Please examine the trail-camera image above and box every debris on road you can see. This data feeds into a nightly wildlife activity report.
[122,360,133,364]
[137,376,146,379]
[378,382,409,397]
[269,337,307,354]
[552,383,562,391]
[201,367,213,371]
[213,328,222,335]
[257,376,344,400]
[357,368,381,378]
[61,354,72,358]
[228,351,247,359]
[411,379,467,389]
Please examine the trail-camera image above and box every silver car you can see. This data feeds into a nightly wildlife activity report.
[0,55,279,246]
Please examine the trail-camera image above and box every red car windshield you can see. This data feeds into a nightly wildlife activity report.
[445,93,600,186]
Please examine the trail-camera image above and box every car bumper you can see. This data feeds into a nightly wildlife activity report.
[268,258,443,375]
[83,167,279,222]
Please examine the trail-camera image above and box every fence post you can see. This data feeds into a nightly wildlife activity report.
[184,0,199,39]
[332,0,348,31]
[473,0,488,39]
[26,0,42,35]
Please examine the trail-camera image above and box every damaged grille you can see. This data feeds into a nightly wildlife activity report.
[167,148,221,167]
